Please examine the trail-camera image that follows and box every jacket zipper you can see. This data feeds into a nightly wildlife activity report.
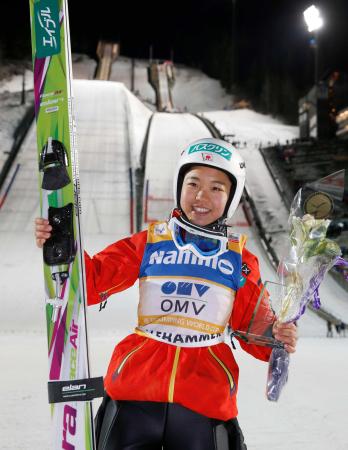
[99,284,123,311]
[168,347,181,402]
[99,284,121,302]
[112,340,147,381]
[208,347,235,394]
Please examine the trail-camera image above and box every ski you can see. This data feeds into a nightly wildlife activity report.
[29,1,103,449]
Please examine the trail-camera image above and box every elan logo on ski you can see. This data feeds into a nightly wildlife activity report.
[34,0,61,58]
[48,377,105,404]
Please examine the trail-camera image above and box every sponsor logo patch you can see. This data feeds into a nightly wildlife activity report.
[241,263,251,276]
[149,250,234,276]
[154,223,167,235]
[34,0,61,58]
[188,143,232,161]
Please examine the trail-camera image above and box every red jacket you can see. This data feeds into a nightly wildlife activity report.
[85,230,272,421]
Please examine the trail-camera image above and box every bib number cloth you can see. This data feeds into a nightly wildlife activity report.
[136,222,246,347]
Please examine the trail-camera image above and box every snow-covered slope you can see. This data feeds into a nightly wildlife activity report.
[0,58,348,450]
[109,56,234,112]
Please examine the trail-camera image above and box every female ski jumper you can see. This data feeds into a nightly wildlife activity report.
[85,221,272,422]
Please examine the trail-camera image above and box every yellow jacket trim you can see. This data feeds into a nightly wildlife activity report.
[227,235,247,254]
[168,347,181,402]
[114,340,147,378]
[208,347,234,393]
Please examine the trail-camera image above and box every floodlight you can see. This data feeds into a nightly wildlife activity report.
[303,5,323,33]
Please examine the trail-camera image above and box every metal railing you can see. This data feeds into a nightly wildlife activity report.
[0,103,35,193]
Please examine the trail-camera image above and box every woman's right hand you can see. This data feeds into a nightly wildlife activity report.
[35,217,52,248]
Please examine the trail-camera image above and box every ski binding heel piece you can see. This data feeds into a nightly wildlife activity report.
[43,204,76,266]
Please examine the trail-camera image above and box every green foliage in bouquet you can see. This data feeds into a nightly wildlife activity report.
[289,214,341,262]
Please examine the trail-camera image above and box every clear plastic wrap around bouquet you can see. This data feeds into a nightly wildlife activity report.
[267,170,348,401]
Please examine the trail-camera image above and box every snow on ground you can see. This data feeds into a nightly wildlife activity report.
[1,333,347,450]
[204,109,298,147]
[72,53,97,80]
[110,57,155,109]
[124,87,153,167]
[110,56,234,113]
[0,69,33,94]
[236,337,348,450]
[1,58,348,450]
[172,64,234,112]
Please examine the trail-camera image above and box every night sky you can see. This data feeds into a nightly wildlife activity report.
[2,1,348,119]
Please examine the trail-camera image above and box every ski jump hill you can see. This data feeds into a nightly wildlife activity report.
[1,54,348,450]
[0,56,347,338]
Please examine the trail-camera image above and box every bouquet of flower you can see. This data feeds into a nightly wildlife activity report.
[266,170,348,401]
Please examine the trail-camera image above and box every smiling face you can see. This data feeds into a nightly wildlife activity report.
[180,165,232,226]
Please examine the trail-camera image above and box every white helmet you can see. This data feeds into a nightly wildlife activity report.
[173,137,246,223]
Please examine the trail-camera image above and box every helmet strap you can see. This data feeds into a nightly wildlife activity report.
[170,208,228,237]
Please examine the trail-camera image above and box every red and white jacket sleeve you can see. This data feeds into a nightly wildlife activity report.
[230,247,274,362]
[84,230,147,306]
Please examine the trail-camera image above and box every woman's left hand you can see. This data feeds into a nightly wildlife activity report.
[272,321,298,353]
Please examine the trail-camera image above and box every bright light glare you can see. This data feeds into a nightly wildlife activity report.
[303,5,324,32]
